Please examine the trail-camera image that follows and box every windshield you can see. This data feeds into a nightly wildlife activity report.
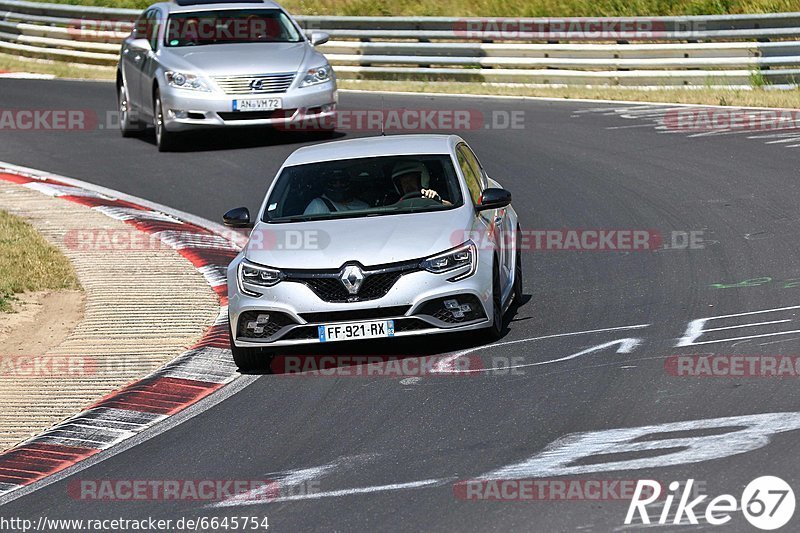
[263,155,464,223]
[165,9,302,47]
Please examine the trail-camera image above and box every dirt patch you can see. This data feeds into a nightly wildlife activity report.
[0,290,84,357]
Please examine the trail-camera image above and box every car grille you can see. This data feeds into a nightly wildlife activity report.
[284,260,421,303]
[302,272,403,303]
[217,109,296,121]
[393,318,431,332]
[213,73,295,95]
[299,306,411,323]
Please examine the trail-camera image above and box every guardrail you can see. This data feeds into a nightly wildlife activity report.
[2,0,800,86]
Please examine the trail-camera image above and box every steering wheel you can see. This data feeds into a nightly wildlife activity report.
[399,191,423,201]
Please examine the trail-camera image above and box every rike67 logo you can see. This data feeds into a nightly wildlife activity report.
[626,476,795,530]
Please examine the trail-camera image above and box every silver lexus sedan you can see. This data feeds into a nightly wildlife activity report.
[224,135,522,370]
[116,0,337,151]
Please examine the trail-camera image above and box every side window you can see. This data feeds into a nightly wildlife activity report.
[461,144,487,187]
[132,13,147,39]
[456,144,483,205]
[145,10,160,50]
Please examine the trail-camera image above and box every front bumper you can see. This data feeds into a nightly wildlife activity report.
[227,260,494,348]
[160,80,337,131]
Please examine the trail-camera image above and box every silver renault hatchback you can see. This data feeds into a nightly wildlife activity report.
[116,0,337,151]
[223,135,523,371]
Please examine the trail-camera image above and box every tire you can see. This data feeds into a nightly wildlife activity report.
[153,89,179,152]
[513,227,523,305]
[229,325,272,372]
[118,82,141,138]
[482,260,504,342]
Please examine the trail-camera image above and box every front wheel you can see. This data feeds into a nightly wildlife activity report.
[229,326,272,372]
[513,227,523,305]
[153,89,179,152]
[481,260,504,342]
[118,82,141,137]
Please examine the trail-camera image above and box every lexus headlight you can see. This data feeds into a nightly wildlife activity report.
[165,71,211,92]
[420,241,477,281]
[238,260,283,296]
[299,64,331,87]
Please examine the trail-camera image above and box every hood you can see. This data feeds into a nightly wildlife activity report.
[161,42,309,76]
[244,209,474,270]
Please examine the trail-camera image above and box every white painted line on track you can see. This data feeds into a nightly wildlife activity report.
[437,338,643,374]
[0,72,55,79]
[212,478,449,507]
[431,323,650,373]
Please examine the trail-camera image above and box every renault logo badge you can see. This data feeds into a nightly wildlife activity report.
[340,265,365,294]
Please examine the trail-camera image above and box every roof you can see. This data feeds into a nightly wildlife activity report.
[164,0,283,13]
[283,134,463,167]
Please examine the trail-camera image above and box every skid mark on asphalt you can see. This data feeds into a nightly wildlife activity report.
[572,104,800,150]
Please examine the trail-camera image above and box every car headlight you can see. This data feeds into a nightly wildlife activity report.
[165,71,211,92]
[299,64,331,87]
[420,241,477,281]
[238,260,283,296]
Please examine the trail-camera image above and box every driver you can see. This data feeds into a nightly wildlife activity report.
[391,161,451,205]
[304,172,368,215]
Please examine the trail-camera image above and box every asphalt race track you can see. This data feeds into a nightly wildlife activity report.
[2,78,800,531]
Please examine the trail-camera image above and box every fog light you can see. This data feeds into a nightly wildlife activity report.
[443,299,473,319]
[321,103,336,113]
[170,109,188,119]
[246,320,266,334]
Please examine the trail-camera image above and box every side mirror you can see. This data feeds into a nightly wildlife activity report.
[310,32,329,46]
[223,207,253,228]
[129,38,152,52]
[477,188,512,211]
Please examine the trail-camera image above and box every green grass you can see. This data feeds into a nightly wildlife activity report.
[0,210,81,313]
[339,79,800,108]
[37,0,800,16]
[0,53,115,80]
